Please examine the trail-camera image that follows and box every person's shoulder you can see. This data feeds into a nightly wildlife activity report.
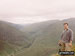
[68,28,73,32]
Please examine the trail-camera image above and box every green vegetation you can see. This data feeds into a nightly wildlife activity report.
[0,21,32,56]
[0,18,75,56]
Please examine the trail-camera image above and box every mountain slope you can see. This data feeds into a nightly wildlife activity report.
[15,18,75,56]
[0,21,32,56]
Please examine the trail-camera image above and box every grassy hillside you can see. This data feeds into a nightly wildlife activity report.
[15,18,75,56]
[0,18,75,56]
[53,45,75,56]
[0,21,32,56]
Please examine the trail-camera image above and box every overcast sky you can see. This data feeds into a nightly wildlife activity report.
[0,0,75,24]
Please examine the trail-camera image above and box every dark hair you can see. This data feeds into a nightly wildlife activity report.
[64,22,68,25]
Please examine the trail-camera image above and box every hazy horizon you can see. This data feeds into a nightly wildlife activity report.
[0,0,75,24]
[0,18,69,24]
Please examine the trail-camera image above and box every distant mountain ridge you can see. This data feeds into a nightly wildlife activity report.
[0,20,33,56]
[0,18,75,56]
[15,18,75,56]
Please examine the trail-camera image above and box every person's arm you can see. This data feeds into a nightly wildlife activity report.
[69,30,73,47]
[69,40,72,47]
[70,40,72,44]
